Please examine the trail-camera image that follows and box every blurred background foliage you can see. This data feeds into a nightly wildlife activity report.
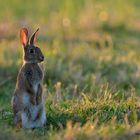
[0,0,140,90]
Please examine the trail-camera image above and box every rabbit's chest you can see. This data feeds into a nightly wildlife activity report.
[25,66,43,82]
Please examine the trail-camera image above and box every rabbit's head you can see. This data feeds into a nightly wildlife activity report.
[20,28,44,63]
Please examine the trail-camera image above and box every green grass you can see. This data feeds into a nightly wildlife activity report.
[1,0,140,139]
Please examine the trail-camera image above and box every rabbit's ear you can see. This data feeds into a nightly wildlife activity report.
[30,28,39,45]
[20,28,29,47]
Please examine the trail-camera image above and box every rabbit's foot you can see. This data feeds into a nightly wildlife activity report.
[15,122,22,130]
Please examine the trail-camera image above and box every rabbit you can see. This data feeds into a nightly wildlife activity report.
[11,28,46,128]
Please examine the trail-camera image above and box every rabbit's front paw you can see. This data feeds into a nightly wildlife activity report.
[30,95,36,105]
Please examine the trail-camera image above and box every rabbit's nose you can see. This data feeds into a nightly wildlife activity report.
[40,56,44,61]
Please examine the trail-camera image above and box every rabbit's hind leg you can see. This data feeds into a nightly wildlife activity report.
[21,108,35,128]
[33,107,46,128]
[39,107,46,127]
[14,112,22,129]
[21,106,46,128]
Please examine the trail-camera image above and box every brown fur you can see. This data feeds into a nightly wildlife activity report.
[11,28,46,128]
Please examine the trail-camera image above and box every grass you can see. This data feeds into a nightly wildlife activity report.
[1,0,140,139]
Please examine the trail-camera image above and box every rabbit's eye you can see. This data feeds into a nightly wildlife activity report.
[29,49,35,54]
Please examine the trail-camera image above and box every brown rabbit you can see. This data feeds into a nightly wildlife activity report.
[11,28,46,128]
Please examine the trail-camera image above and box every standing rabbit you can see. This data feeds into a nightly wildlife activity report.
[11,28,46,128]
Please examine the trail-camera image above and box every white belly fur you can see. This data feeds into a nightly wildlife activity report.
[33,83,39,95]
[22,93,46,128]
[22,93,39,120]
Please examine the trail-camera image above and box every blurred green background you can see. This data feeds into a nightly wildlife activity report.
[1,0,140,139]
[1,0,140,91]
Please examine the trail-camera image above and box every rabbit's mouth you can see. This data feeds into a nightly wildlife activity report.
[39,56,44,62]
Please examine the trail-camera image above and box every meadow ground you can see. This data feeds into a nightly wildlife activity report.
[1,0,140,139]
